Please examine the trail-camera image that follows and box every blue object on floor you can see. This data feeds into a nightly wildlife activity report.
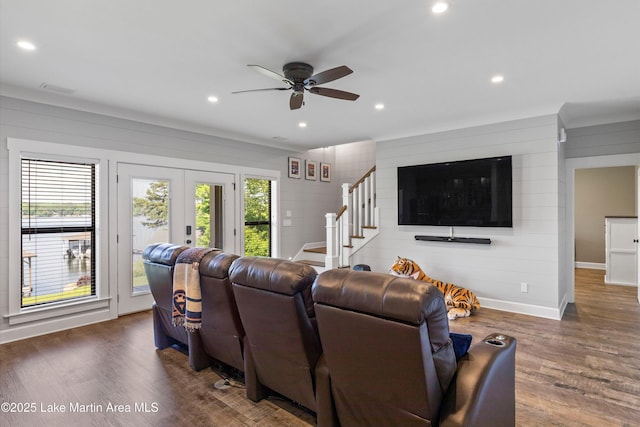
[353,264,371,271]
[449,332,473,361]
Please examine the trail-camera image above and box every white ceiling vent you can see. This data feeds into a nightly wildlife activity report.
[40,83,75,94]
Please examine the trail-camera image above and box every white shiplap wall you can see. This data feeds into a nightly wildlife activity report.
[280,146,338,259]
[334,140,377,186]
[563,119,640,307]
[0,96,339,342]
[565,119,640,159]
[351,115,564,318]
[280,140,377,258]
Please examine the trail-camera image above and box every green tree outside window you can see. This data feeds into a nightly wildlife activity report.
[244,178,271,256]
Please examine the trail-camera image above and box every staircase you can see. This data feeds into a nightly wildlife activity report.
[294,166,379,271]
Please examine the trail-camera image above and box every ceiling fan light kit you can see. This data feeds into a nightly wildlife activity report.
[233,62,360,110]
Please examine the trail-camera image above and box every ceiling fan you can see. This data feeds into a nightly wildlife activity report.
[232,62,360,110]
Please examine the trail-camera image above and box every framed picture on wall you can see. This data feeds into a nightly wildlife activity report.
[288,157,301,179]
[320,162,331,182]
[305,160,317,180]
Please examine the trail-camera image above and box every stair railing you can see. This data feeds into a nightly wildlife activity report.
[325,166,376,269]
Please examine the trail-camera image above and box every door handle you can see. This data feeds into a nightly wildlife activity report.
[186,225,192,235]
[186,239,192,244]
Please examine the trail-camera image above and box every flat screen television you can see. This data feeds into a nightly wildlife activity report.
[397,156,512,227]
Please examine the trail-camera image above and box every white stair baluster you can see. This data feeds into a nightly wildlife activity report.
[358,184,367,236]
[342,183,351,261]
[325,213,338,270]
[370,171,376,226]
[364,177,370,227]
[351,189,360,236]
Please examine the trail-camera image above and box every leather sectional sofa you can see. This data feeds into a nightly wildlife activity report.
[143,244,516,426]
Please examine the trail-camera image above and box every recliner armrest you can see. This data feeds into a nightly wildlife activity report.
[440,333,516,427]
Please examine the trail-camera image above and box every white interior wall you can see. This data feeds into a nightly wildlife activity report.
[556,115,567,308]
[352,115,564,319]
[331,139,377,208]
[564,119,640,304]
[334,140,377,185]
[565,120,640,159]
[279,146,338,258]
[0,96,338,341]
[280,140,377,258]
[4,97,636,341]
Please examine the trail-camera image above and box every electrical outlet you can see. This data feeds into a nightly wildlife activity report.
[520,282,528,293]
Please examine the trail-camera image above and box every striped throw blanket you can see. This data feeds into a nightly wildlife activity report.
[172,247,215,331]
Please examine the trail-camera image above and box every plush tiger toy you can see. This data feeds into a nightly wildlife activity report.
[389,257,480,320]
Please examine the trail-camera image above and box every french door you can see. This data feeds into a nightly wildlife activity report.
[117,164,235,314]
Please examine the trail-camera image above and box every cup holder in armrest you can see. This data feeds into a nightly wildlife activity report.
[485,335,506,347]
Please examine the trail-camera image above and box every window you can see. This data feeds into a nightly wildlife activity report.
[244,178,272,256]
[21,158,96,307]
[131,178,169,293]
[193,182,224,249]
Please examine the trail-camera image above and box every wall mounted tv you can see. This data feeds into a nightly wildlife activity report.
[398,156,512,227]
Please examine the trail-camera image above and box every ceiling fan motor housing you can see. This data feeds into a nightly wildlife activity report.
[283,62,314,83]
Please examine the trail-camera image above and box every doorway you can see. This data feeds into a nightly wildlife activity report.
[117,163,235,314]
[565,153,640,307]
[574,167,636,271]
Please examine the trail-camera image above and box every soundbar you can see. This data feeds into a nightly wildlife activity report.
[414,235,491,245]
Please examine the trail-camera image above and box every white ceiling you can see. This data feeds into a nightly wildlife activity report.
[2,1,640,150]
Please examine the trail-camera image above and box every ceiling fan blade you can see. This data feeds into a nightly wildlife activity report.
[308,86,360,101]
[290,92,304,110]
[232,87,290,94]
[305,65,353,86]
[248,64,293,85]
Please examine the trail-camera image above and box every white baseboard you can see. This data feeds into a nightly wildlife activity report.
[0,309,111,344]
[604,278,637,287]
[478,297,562,320]
[557,293,569,319]
[575,262,605,270]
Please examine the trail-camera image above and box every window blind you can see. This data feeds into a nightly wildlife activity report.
[21,158,96,307]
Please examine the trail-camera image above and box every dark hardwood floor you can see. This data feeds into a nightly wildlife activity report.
[449,268,640,427]
[1,268,638,426]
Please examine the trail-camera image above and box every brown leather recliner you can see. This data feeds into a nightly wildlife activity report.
[143,243,208,370]
[312,269,516,427]
[197,251,244,372]
[144,243,245,373]
[229,257,333,426]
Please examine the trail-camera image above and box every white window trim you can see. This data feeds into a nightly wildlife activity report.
[6,142,110,324]
[6,137,281,326]
[241,173,280,258]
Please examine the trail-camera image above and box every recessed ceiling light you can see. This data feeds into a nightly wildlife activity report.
[207,95,219,103]
[491,75,504,84]
[17,40,36,50]
[375,103,385,110]
[432,2,449,14]
[298,122,307,128]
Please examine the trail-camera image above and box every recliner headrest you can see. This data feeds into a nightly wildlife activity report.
[199,251,239,278]
[229,257,317,296]
[312,269,445,325]
[142,243,189,266]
